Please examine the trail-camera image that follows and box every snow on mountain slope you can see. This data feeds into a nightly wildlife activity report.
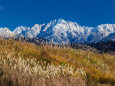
[38,19,93,44]
[0,19,115,44]
[13,26,31,38]
[102,33,115,41]
[25,24,45,38]
[87,24,115,43]
[0,27,13,37]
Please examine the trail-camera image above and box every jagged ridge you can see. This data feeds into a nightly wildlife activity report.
[0,19,115,44]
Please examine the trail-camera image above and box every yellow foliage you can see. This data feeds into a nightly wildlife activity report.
[0,39,115,85]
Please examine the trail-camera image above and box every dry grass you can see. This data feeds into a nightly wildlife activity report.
[0,38,115,86]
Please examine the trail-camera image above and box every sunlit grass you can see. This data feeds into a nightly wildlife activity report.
[0,38,115,86]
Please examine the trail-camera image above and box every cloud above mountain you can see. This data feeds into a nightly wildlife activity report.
[0,5,4,10]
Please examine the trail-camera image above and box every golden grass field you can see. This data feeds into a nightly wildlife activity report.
[0,38,115,86]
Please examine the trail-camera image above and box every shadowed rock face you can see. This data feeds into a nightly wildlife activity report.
[89,41,115,53]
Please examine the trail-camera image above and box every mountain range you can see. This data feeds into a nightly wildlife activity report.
[0,19,115,44]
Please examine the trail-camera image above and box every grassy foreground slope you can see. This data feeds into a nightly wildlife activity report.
[0,39,115,86]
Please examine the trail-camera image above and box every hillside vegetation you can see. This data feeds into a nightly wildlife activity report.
[0,38,115,86]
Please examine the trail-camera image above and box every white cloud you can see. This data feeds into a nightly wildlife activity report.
[0,5,4,10]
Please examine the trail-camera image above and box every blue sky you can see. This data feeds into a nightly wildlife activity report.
[0,0,115,30]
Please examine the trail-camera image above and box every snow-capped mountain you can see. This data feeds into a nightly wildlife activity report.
[0,19,115,44]
[38,19,93,44]
[87,24,115,43]
[102,33,115,41]
[0,28,13,37]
